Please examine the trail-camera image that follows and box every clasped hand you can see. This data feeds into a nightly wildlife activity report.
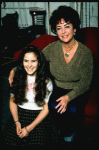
[16,122,29,138]
[55,95,70,114]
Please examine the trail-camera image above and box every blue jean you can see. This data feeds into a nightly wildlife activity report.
[48,86,87,137]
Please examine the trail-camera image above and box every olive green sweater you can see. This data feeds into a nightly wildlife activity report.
[42,40,93,101]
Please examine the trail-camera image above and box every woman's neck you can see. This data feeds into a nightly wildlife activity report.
[27,74,36,77]
[62,38,75,50]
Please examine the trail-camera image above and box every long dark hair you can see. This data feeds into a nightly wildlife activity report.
[10,45,50,106]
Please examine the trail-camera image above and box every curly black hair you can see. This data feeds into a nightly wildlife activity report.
[50,5,80,38]
[10,45,50,106]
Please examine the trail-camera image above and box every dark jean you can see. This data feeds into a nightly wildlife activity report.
[48,86,88,137]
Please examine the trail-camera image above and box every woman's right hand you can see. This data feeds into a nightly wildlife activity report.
[8,69,15,87]
[16,122,22,136]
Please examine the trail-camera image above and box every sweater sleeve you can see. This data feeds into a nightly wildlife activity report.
[67,50,93,101]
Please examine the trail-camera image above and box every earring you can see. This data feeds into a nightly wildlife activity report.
[73,32,76,36]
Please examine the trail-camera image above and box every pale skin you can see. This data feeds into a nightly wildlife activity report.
[10,96,49,138]
[8,18,78,114]
[9,52,49,138]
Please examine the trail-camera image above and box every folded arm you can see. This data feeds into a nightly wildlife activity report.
[19,103,49,138]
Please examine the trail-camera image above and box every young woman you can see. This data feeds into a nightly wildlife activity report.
[3,45,55,146]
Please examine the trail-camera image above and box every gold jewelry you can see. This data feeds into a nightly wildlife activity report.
[15,120,19,124]
[25,127,29,134]
[73,32,76,36]
[62,40,77,58]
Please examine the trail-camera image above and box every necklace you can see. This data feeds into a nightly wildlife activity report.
[62,40,77,58]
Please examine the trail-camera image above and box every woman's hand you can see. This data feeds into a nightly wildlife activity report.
[8,69,15,87]
[55,95,70,114]
[18,127,29,138]
[16,121,22,136]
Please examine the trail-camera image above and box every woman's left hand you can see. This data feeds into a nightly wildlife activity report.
[55,95,70,114]
[19,127,29,138]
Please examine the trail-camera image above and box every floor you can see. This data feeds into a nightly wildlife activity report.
[2,61,98,147]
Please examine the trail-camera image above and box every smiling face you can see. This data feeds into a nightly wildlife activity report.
[23,52,39,76]
[56,18,76,43]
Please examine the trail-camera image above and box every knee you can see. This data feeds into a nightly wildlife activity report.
[48,101,58,113]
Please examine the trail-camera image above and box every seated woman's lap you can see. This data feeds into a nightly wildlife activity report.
[48,86,77,115]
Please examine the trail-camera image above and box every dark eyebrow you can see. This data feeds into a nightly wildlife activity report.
[56,25,61,27]
[56,23,70,27]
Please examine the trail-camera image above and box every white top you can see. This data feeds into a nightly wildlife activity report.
[11,75,53,110]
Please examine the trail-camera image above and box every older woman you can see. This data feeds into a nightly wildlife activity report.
[42,6,93,145]
[9,6,93,145]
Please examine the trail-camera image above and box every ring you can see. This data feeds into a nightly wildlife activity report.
[62,108,65,112]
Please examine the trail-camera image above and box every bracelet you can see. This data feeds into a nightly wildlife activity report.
[25,127,29,134]
[15,120,19,124]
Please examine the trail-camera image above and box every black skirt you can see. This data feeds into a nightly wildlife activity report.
[2,106,60,146]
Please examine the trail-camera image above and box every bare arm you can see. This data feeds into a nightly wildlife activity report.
[8,67,17,87]
[19,103,49,138]
[27,103,49,132]
[9,95,22,136]
[9,95,19,122]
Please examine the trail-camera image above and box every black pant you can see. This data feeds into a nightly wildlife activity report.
[48,86,88,137]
